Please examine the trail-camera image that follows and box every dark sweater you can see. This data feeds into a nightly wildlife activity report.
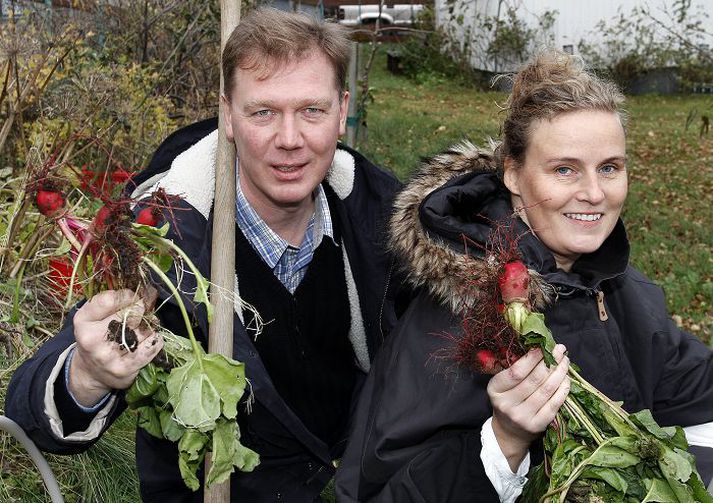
[235,221,356,448]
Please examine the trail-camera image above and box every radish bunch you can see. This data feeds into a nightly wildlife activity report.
[496,260,712,503]
[32,180,259,491]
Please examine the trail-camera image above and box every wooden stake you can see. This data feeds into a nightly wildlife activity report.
[205,1,240,502]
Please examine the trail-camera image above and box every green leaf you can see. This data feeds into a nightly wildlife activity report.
[167,359,221,431]
[687,470,713,503]
[668,428,689,452]
[178,430,209,492]
[581,466,629,494]
[179,430,209,462]
[586,444,640,469]
[136,406,163,439]
[641,478,679,502]
[206,419,237,487]
[658,446,693,483]
[520,462,549,503]
[178,455,201,492]
[148,252,173,273]
[159,409,185,442]
[631,410,682,446]
[233,438,259,472]
[132,221,170,238]
[202,353,246,420]
[520,312,557,365]
[126,364,160,407]
[191,270,213,323]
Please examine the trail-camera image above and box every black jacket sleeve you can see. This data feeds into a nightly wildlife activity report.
[335,293,501,503]
[4,306,126,454]
[651,317,713,427]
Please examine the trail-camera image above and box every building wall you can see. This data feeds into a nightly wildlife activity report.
[435,0,713,73]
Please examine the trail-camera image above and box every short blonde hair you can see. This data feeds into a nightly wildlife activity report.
[222,7,351,98]
[497,50,627,169]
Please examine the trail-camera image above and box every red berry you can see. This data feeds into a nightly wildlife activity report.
[498,261,530,304]
[36,190,65,217]
[136,207,158,227]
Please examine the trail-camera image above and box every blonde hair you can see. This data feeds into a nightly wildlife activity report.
[222,7,351,98]
[496,50,627,168]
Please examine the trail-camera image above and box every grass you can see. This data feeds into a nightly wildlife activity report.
[1,44,711,502]
[359,46,712,340]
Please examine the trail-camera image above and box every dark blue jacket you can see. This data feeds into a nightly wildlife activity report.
[6,118,403,502]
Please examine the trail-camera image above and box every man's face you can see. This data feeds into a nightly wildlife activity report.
[223,51,348,219]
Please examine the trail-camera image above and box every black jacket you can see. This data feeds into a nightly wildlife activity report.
[6,118,403,502]
[335,142,713,502]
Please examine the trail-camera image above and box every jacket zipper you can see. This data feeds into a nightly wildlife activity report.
[595,289,609,322]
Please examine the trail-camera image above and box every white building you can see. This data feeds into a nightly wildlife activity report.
[435,0,713,73]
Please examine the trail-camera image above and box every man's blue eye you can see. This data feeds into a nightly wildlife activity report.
[254,110,272,117]
[556,166,573,175]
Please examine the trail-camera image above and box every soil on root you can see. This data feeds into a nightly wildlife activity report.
[106,319,171,370]
[107,319,139,351]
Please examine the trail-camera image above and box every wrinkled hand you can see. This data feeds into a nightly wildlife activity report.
[488,344,570,471]
[69,288,163,407]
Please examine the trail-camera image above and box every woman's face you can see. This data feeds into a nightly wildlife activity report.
[504,109,628,271]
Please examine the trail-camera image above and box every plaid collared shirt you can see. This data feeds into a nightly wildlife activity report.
[236,178,335,294]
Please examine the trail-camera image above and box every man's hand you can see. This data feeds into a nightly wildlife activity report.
[69,289,163,407]
[487,344,570,472]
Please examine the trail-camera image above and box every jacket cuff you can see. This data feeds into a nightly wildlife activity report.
[44,343,117,442]
[684,422,713,448]
[480,416,529,503]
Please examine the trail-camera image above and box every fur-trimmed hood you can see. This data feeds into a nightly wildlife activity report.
[390,141,554,313]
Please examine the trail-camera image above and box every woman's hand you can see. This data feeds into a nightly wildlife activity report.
[487,344,570,471]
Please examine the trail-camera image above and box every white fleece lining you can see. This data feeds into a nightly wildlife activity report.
[327,148,356,200]
[343,244,370,372]
[135,130,219,219]
[45,343,116,442]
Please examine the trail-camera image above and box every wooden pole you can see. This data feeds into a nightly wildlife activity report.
[206,1,240,502]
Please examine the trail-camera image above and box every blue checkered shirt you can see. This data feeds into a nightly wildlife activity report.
[236,180,335,294]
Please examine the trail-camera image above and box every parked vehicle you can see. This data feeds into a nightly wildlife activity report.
[337,4,423,26]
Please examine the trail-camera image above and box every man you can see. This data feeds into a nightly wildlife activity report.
[6,8,402,502]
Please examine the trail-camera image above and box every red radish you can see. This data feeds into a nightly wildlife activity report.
[36,190,65,217]
[48,257,76,298]
[476,349,499,373]
[93,205,112,233]
[498,261,530,304]
[136,207,158,226]
[111,167,134,184]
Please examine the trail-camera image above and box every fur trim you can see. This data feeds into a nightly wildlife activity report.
[390,141,550,313]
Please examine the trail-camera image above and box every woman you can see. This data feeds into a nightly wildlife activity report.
[334,51,713,502]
